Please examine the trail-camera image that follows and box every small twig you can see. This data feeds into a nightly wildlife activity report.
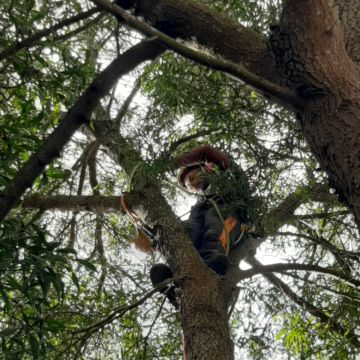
[114,76,142,127]
[0,7,101,61]
[74,277,173,335]
[142,297,166,359]
[246,256,360,347]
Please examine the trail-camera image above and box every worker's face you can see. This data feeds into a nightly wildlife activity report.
[184,168,208,193]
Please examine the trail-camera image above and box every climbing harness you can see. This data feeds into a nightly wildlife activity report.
[207,197,255,255]
[119,195,162,251]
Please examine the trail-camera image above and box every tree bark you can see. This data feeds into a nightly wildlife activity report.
[333,0,360,67]
[115,0,282,85]
[270,0,360,228]
[22,195,122,213]
[93,119,235,359]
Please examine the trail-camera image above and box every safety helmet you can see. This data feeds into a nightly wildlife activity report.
[177,162,216,190]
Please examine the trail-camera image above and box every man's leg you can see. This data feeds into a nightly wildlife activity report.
[199,207,229,276]
[182,202,207,250]
[150,263,178,308]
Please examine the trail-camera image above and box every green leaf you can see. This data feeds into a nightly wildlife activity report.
[77,259,97,272]
[29,334,40,359]
[276,328,286,340]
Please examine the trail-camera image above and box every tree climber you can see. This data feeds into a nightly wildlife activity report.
[150,144,257,305]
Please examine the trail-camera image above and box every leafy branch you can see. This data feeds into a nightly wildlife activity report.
[246,257,360,347]
[0,39,164,224]
[0,7,101,62]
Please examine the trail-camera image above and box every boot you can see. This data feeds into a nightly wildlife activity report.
[205,253,229,276]
[150,263,178,308]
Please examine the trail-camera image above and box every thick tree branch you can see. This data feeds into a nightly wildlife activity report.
[261,183,339,236]
[0,39,164,224]
[114,0,281,84]
[92,0,303,111]
[23,195,122,213]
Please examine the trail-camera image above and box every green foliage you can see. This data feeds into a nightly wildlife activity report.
[275,312,358,360]
[0,215,73,358]
[204,164,261,222]
[0,0,359,359]
[200,0,281,33]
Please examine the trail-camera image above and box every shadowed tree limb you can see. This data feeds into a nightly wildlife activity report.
[112,0,360,72]
[0,39,164,224]
[22,195,122,213]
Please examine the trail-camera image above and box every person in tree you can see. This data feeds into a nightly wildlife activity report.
[150,144,256,304]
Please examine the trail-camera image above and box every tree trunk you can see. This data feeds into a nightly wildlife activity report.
[123,188,234,359]
[93,121,235,359]
[270,0,360,228]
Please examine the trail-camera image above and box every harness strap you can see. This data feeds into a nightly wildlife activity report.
[120,195,141,224]
[120,196,160,251]
[219,217,237,250]
[219,217,256,254]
